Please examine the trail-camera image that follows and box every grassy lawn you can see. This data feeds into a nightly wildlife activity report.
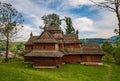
[0,62,120,81]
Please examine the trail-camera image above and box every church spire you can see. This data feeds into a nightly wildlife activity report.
[76,30,79,34]
[30,32,33,37]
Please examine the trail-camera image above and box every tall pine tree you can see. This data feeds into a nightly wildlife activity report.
[65,17,76,34]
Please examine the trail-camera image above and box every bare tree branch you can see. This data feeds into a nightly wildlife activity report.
[90,0,120,36]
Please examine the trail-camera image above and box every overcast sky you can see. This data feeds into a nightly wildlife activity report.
[1,0,117,41]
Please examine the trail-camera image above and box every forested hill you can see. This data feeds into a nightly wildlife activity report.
[80,35,117,44]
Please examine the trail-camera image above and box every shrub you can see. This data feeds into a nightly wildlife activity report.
[102,54,115,63]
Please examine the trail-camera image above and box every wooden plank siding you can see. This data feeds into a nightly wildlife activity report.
[63,55,102,63]
[81,55,102,62]
[25,45,33,50]
[33,43,55,50]
[24,56,33,63]
[64,44,80,48]
[63,55,81,63]
[33,57,61,66]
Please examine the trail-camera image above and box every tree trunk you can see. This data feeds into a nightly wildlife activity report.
[5,35,9,62]
[115,1,120,36]
[116,12,120,36]
[119,22,120,36]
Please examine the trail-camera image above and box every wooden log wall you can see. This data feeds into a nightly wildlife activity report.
[81,55,102,62]
[33,57,57,66]
[33,43,55,50]
[25,45,33,50]
[63,55,81,63]
[64,43,80,48]
[24,56,33,62]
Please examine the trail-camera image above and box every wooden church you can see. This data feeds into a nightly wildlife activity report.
[24,22,105,68]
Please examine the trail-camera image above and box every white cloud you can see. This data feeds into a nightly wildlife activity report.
[1,0,117,40]
[72,10,117,39]
[59,0,105,10]
[15,24,41,41]
[66,0,91,7]
[93,11,117,38]
[73,17,95,32]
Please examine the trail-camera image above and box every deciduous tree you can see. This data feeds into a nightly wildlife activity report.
[42,13,61,27]
[0,2,24,61]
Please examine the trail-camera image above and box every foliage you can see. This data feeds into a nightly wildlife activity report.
[10,42,25,57]
[101,41,114,63]
[10,42,25,51]
[0,2,24,61]
[112,37,120,64]
[102,41,113,54]
[0,41,6,51]
[0,42,24,63]
[102,54,115,63]
[102,37,120,64]
[42,13,61,27]
[64,17,76,34]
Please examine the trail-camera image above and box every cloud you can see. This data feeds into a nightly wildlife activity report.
[59,0,105,10]
[15,24,41,41]
[72,10,117,39]
[93,11,117,38]
[73,17,95,32]
[1,0,117,40]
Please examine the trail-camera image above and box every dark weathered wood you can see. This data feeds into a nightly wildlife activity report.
[33,57,62,66]
[25,45,33,50]
[24,56,33,63]
[81,55,102,62]
[33,43,55,50]
[24,22,105,67]
[64,43,80,48]
[63,55,81,63]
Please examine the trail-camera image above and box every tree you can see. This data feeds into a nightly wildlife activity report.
[90,0,120,36]
[102,41,113,54]
[0,2,24,61]
[17,42,25,51]
[42,13,61,27]
[101,41,115,62]
[0,41,6,51]
[113,37,120,64]
[64,17,76,34]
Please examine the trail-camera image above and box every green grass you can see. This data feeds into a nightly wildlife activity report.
[0,62,120,81]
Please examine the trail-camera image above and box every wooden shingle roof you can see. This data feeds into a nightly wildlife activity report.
[63,34,81,43]
[25,36,38,45]
[24,51,64,57]
[34,31,57,43]
[44,22,61,31]
[61,43,105,55]
[81,43,105,54]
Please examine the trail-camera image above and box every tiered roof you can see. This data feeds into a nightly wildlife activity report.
[61,43,105,55]
[34,31,57,43]
[25,36,38,45]
[25,23,105,57]
[24,51,64,57]
[63,34,80,43]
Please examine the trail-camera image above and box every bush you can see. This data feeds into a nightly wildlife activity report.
[112,37,120,64]
[0,56,24,63]
[102,54,115,63]
[0,56,5,63]
[113,47,120,64]
[8,56,24,62]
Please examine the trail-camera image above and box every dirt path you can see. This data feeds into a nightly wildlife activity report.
[105,64,112,81]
